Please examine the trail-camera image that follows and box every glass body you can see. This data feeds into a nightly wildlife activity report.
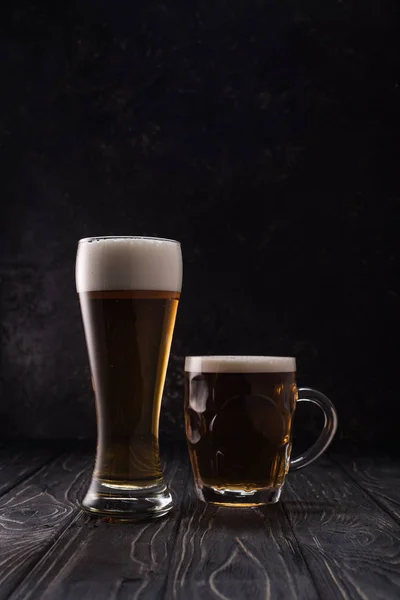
[76,237,182,520]
[184,356,337,506]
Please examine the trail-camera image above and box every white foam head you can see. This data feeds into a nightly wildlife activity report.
[76,236,182,293]
[185,356,296,373]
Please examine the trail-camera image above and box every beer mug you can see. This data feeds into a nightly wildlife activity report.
[184,356,337,506]
[76,237,182,519]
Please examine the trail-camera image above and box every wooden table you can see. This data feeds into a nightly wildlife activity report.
[0,443,399,599]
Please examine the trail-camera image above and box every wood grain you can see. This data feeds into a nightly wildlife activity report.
[9,446,190,600]
[282,457,400,600]
[0,444,61,497]
[3,446,400,600]
[166,467,319,600]
[333,455,400,524]
[0,451,90,599]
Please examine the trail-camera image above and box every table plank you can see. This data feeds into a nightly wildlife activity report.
[0,451,90,599]
[333,455,400,524]
[9,446,190,600]
[166,458,319,600]
[282,458,400,600]
[0,444,61,497]
[3,446,400,600]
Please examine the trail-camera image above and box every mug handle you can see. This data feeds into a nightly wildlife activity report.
[290,387,338,471]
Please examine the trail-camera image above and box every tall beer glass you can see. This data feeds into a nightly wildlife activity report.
[76,236,182,519]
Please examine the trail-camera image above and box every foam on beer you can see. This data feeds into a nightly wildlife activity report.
[185,356,296,373]
[76,237,182,293]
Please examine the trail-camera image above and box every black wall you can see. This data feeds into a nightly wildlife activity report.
[1,1,399,449]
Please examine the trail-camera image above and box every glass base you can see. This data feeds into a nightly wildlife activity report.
[81,477,173,521]
[197,485,282,507]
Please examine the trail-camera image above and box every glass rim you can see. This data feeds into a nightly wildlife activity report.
[185,355,296,360]
[78,236,181,245]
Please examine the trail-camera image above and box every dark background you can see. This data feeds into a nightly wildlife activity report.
[1,1,399,450]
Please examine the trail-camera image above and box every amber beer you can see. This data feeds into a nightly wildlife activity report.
[185,356,338,506]
[185,356,297,505]
[76,237,182,519]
